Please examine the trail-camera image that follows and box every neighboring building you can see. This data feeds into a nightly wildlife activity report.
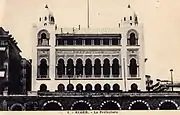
[0,27,31,95]
[31,5,145,92]
[26,59,32,92]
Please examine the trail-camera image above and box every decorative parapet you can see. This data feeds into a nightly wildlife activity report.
[37,91,180,98]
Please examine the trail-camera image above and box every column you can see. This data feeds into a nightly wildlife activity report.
[83,56,85,78]
[64,56,67,78]
[110,56,112,78]
[92,56,94,78]
[101,55,103,78]
[109,38,112,46]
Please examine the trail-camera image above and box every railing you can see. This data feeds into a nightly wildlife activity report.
[37,91,180,97]
[36,75,50,80]
[55,75,122,79]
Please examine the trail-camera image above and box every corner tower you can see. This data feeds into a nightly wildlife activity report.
[31,5,57,91]
[120,5,145,91]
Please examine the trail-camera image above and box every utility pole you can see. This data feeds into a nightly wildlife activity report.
[87,0,90,28]
[170,69,173,91]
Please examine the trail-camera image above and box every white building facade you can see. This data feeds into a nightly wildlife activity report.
[31,5,146,92]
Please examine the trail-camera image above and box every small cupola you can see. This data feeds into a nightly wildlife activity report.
[120,4,138,27]
[39,5,55,26]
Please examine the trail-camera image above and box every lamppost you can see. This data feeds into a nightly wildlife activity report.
[170,69,174,91]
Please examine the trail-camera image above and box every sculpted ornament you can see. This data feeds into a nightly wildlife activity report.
[38,50,49,57]
[56,50,120,56]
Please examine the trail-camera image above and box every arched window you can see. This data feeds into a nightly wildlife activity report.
[76,59,83,77]
[95,84,101,91]
[130,33,136,45]
[57,84,65,92]
[130,16,132,20]
[135,17,138,22]
[39,59,48,78]
[85,84,92,92]
[67,84,74,91]
[76,84,83,92]
[127,32,138,46]
[50,17,55,22]
[103,59,110,77]
[94,59,101,77]
[85,59,92,77]
[39,84,47,92]
[130,83,138,92]
[104,84,111,92]
[129,58,138,77]
[57,59,65,78]
[38,33,49,46]
[44,16,47,21]
[66,59,74,77]
[113,84,120,92]
[112,59,120,77]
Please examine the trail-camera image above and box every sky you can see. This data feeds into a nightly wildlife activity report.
[0,0,180,82]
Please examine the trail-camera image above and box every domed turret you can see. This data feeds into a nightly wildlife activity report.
[121,4,138,27]
[39,5,55,26]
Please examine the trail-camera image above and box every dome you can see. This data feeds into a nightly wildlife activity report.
[39,5,55,25]
[121,4,138,26]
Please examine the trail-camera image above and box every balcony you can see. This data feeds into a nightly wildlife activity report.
[55,75,123,80]
[36,75,50,80]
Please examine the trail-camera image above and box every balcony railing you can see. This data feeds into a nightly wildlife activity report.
[36,75,50,80]
[55,75,122,80]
